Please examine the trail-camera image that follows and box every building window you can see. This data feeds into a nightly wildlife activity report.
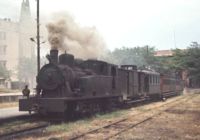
[0,60,6,68]
[0,45,6,55]
[0,32,6,40]
[0,79,5,86]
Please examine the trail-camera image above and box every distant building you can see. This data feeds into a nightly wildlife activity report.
[0,18,19,78]
[0,0,35,88]
[154,49,199,88]
[154,50,173,57]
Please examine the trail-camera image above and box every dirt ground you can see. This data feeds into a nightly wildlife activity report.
[114,93,200,140]
[19,90,200,140]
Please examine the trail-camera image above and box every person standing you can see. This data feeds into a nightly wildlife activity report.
[22,85,30,98]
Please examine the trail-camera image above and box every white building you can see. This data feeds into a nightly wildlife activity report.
[0,0,35,89]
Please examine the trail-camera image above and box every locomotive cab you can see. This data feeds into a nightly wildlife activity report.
[81,59,117,76]
[78,60,119,97]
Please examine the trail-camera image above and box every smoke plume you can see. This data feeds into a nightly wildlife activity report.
[46,13,106,59]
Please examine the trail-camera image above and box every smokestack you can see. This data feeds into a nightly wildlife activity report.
[50,49,58,64]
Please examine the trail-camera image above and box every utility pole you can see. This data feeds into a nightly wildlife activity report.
[36,0,40,74]
[173,29,177,48]
[146,45,149,55]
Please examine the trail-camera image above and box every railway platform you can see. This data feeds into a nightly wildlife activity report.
[0,92,22,103]
[0,107,28,120]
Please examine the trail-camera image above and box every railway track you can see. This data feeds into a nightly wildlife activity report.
[0,114,50,140]
[0,122,49,140]
[0,114,33,125]
[68,94,197,140]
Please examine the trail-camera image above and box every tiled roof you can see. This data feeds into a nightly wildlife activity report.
[154,50,173,56]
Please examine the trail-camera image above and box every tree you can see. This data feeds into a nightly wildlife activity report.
[184,42,200,80]
[153,49,180,74]
[105,46,157,69]
[166,42,200,87]
[18,57,37,87]
[0,64,10,79]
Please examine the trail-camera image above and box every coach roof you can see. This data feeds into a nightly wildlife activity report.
[138,70,160,75]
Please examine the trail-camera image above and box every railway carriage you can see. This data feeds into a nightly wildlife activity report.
[160,74,183,98]
[117,65,139,100]
[138,70,161,98]
[175,78,184,93]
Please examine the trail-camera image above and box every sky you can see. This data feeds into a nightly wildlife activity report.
[1,0,200,51]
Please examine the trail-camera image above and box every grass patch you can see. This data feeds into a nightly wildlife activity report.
[47,109,129,133]
[47,119,90,133]
[95,110,128,119]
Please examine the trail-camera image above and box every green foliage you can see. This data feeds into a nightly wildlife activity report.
[154,53,178,74]
[185,42,200,79]
[171,42,200,79]
[104,42,200,81]
[0,64,10,79]
[171,49,187,70]
[106,46,157,68]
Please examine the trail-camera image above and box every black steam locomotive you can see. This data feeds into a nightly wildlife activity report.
[19,49,184,115]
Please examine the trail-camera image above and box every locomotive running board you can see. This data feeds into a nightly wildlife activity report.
[126,97,147,105]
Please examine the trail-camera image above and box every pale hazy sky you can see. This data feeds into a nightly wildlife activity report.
[1,0,200,51]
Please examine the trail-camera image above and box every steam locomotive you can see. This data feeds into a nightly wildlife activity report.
[19,49,184,116]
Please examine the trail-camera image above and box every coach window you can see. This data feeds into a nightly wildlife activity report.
[155,76,157,85]
[156,76,158,84]
[157,76,159,84]
[149,75,151,84]
[111,66,116,89]
[153,75,155,85]
[156,76,157,84]
[100,64,104,73]
[149,75,150,84]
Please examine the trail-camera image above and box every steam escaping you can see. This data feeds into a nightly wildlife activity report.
[46,13,106,59]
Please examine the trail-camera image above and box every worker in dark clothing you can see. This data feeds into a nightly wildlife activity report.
[22,85,30,98]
